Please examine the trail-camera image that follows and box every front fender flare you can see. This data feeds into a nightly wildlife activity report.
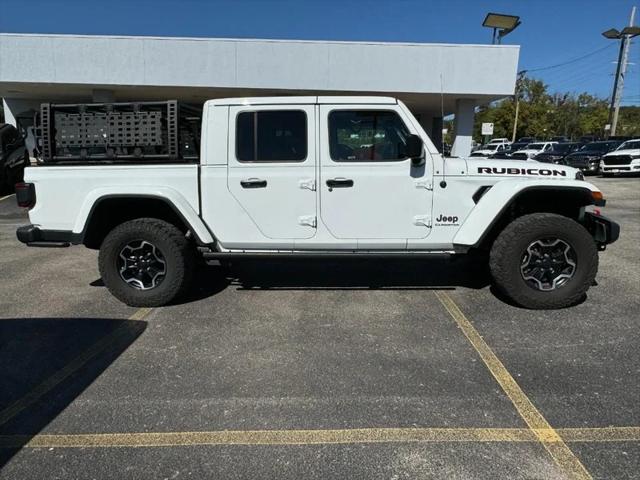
[453,179,600,247]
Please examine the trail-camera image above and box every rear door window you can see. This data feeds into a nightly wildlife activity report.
[236,110,307,162]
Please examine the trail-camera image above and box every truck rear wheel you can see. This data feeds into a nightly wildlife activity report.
[99,218,195,307]
[489,213,598,309]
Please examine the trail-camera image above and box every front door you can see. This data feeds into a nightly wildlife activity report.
[319,106,433,248]
[227,105,317,242]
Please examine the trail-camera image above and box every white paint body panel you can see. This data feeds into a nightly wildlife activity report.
[318,104,432,247]
[25,165,214,244]
[226,104,317,244]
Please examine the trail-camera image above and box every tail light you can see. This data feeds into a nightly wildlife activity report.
[15,182,36,209]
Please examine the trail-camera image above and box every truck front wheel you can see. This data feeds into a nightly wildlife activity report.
[99,218,195,307]
[489,213,598,309]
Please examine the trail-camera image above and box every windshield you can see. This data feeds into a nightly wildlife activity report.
[510,143,528,150]
[526,143,546,150]
[481,144,499,151]
[552,143,576,153]
[617,140,640,150]
[579,142,609,152]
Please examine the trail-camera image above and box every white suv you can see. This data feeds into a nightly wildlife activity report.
[511,142,558,160]
[487,138,511,145]
[600,139,640,176]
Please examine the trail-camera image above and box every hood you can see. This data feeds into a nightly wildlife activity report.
[604,148,640,157]
[535,151,564,157]
[513,148,542,155]
[470,149,495,155]
[566,150,603,158]
[465,158,580,179]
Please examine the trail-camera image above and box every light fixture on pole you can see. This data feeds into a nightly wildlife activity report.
[482,13,521,44]
[602,6,638,137]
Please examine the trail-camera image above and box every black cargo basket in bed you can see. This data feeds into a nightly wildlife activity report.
[37,100,200,163]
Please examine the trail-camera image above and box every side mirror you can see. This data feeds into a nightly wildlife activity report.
[406,134,424,166]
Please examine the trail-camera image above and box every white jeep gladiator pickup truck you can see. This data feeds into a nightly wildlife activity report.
[15,96,619,309]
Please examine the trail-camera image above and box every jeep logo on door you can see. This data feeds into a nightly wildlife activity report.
[435,214,459,226]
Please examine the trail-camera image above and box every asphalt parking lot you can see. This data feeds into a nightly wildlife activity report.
[0,176,638,479]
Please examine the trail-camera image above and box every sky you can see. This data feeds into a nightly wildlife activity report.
[0,0,638,105]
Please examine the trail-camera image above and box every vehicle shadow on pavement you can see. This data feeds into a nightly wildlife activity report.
[217,256,490,292]
[0,317,147,468]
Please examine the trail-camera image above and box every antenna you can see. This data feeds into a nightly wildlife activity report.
[440,73,445,156]
[439,74,447,187]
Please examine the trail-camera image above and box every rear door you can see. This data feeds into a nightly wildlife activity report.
[227,105,317,242]
[319,105,433,248]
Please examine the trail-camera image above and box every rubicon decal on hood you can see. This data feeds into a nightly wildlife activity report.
[477,167,567,176]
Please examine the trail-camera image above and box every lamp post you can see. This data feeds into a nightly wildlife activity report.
[511,70,527,142]
[482,13,521,45]
[602,6,639,137]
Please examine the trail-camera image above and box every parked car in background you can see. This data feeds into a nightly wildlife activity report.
[551,136,571,143]
[535,142,584,164]
[487,137,511,145]
[579,135,599,144]
[468,143,509,158]
[511,141,557,160]
[564,141,621,175]
[0,124,29,193]
[486,141,528,159]
[600,138,640,176]
[517,137,536,143]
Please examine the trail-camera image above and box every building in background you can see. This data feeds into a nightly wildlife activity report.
[0,33,519,157]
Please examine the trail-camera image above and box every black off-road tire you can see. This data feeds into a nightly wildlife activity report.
[99,218,195,307]
[489,213,598,309]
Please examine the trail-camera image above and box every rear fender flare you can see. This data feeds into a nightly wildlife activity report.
[74,187,215,244]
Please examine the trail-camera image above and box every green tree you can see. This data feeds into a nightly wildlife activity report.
[472,75,618,143]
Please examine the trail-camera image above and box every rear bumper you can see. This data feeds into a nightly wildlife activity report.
[583,212,620,248]
[16,225,81,247]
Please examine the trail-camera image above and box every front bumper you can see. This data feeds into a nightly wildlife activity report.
[583,212,620,249]
[16,225,81,247]
[567,162,600,173]
[601,163,640,173]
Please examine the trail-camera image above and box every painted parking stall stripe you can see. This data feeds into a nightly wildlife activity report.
[0,426,638,449]
[434,291,592,480]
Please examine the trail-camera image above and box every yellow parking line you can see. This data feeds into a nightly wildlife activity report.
[0,428,535,448]
[128,307,153,321]
[0,308,152,428]
[434,291,592,480]
[560,426,640,443]
[0,426,637,449]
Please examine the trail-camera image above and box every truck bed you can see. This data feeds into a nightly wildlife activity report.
[25,164,200,232]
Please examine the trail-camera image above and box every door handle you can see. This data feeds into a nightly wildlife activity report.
[240,178,267,189]
[326,178,354,189]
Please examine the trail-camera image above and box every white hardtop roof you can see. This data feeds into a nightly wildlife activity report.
[205,96,398,107]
